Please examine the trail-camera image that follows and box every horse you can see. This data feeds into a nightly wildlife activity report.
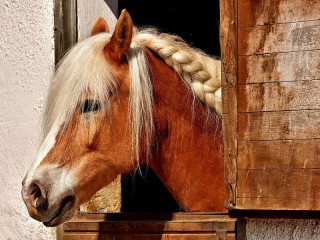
[21,9,225,227]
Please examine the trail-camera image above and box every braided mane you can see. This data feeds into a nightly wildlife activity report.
[132,28,222,115]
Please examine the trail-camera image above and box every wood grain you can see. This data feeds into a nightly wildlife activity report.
[238,0,320,27]
[64,221,236,233]
[238,110,320,141]
[238,139,320,169]
[69,212,232,222]
[62,233,236,240]
[238,80,320,112]
[237,169,320,210]
[238,50,320,84]
[238,20,320,55]
[220,0,238,209]
[224,0,320,212]
[61,213,236,240]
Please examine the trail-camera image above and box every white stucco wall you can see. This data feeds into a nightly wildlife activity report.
[0,0,55,239]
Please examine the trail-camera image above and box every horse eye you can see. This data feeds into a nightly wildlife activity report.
[81,100,101,114]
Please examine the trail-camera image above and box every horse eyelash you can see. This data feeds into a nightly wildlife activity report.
[80,100,101,114]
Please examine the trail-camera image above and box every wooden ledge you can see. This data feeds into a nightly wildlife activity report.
[60,212,236,240]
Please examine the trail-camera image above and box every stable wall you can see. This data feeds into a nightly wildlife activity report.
[0,0,55,239]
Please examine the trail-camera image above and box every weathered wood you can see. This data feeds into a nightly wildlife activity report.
[70,212,233,222]
[238,110,320,141]
[62,213,236,240]
[62,233,236,240]
[54,0,77,63]
[238,140,320,169]
[237,169,320,210]
[238,0,320,27]
[64,221,235,233]
[238,80,320,112]
[238,20,320,55]
[221,0,320,212]
[238,50,320,84]
[220,0,238,209]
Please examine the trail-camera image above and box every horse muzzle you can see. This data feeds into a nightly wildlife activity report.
[22,172,77,227]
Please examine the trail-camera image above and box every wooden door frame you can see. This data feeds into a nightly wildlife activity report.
[54,0,77,64]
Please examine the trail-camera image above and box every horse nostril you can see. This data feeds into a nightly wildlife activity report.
[29,182,48,210]
[30,183,42,199]
[63,195,76,205]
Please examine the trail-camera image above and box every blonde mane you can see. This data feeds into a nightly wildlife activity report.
[43,27,221,162]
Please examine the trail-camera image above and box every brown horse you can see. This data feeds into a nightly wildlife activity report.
[22,10,225,227]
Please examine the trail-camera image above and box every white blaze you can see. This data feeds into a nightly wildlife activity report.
[25,120,62,184]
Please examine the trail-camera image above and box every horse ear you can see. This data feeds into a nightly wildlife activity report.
[105,9,133,63]
[91,17,110,35]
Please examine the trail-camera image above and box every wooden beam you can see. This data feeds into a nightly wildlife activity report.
[220,0,238,209]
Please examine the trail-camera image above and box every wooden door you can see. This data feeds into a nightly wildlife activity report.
[221,0,320,211]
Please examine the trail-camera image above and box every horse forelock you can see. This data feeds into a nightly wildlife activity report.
[43,32,117,137]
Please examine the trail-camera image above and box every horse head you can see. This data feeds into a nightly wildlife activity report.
[21,10,146,227]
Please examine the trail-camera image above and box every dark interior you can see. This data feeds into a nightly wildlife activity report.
[118,0,220,56]
[119,0,220,212]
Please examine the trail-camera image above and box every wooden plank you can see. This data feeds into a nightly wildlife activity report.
[238,139,320,170]
[238,20,320,55]
[238,80,320,112]
[54,0,77,64]
[236,197,320,210]
[237,169,320,210]
[238,0,320,27]
[238,50,320,84]
[64,221,235,233]
[238,110,320,141]
[220,0,238,209]
[222,89,230,116]
[70,212,233,222]
[62,233,236,240]
[62,213,236,240]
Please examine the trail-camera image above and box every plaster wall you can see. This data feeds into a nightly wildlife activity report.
[0,0,55,239]
[246,219,320,239]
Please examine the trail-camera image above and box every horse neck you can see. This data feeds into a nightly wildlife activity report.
[145,50,226,212]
